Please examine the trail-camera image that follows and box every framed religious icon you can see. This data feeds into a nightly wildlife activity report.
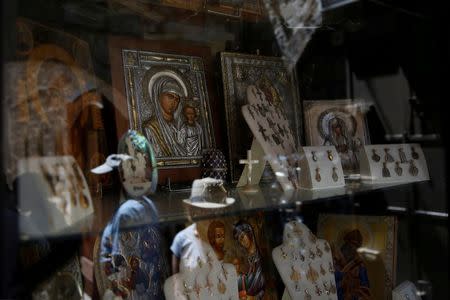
[174,212,279,299]
[303,99,370,176]
[221,52,301,182]
[110,37,219,183]
[317,214,397,300]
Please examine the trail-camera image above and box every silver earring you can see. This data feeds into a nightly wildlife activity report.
[398,148,407,163]
[395,162,403,176]
[315,167,321,182]
[409,160,418,176]
[382,162,391,177]
[332,167,338,182]
[411,147,419,160]
[384,148,394,162]
[372,149,381,162]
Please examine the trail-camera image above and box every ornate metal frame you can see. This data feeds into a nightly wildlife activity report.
[220,52,301,182]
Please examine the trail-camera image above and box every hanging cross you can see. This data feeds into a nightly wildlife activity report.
[239,150,259,186]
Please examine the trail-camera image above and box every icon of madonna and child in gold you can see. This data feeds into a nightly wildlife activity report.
[121,50,215,169]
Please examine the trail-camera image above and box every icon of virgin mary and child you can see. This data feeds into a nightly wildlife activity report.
[144,73,203,158]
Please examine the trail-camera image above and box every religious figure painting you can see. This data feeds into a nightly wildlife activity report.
[221,52,301,182]
[303,100,370,175]
[194,213,279,299]
[317,214,397,300]
[121,50,215,169]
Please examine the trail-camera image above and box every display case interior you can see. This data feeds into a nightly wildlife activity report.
[1,0,447,299]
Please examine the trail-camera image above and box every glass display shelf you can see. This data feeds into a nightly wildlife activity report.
[18,179,440,242]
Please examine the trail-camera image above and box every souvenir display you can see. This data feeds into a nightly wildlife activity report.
[171,213,279,299]
[298,146,345,189]
[17,156,93,236]
[392,281,422,300]
[220,52,301,182]
[92,130,168,299]
[5,18,106,193]
[263,0,322,71]
[317,214,397,300]
[201,148,228,181]
[242,85,299,191]
[359,144,430,184]
[164,239,239,300]
[272,220,337,299]
[303,100,370,176]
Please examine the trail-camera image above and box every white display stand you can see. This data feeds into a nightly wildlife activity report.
[272,220,337,300]
[164,235,239,300]
[299,146,345,189]
[359,144,429,184]
[18,155,94,236]
[392,281,421,300]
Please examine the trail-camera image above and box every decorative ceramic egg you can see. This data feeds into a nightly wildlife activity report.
[201,148,227,181]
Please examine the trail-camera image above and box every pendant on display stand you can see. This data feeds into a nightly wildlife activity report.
[398,148,408,163]
[395,162,403,176]
[409,160,419,176]
[384,148,395,162]
[382,162,391,177]
[372,149,381,162]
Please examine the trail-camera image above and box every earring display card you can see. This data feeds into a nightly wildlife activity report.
[164,239,239,300]
[359,144,429,184]
[242,85,298,191]
[272,220,337,300]
[299,146,345,189]
[17,156,94,237]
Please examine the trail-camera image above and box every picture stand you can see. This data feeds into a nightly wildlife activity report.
[299,146,345,189]
[359,143,430,184]
[272,220,337,299]
[237,140,265,192]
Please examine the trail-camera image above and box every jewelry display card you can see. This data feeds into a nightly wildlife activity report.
[164,262,238,300]
[242,85,298,191]
[272,220,337,299]
[171,214,279,299]
[299,146,345,189]
[359,143,429,184]
[17,156,93,236]
[303,99,370,176]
